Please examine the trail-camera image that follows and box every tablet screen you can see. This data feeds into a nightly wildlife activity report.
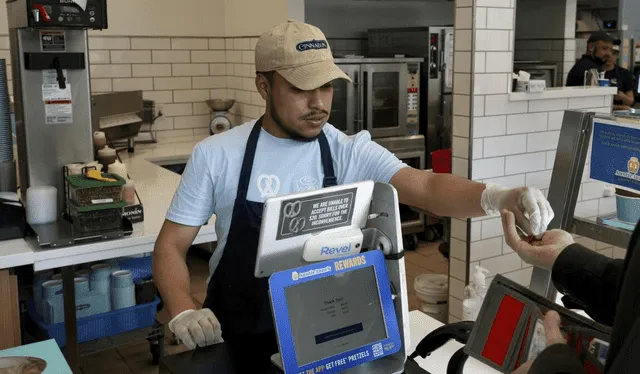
[284,266,388,367]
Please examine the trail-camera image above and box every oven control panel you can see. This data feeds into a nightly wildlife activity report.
[407,63,420,135]
[27,0,107,29]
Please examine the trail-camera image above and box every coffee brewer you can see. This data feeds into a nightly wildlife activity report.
[8,0,113,245]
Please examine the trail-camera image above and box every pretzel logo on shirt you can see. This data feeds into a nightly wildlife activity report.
[257,174,281,198]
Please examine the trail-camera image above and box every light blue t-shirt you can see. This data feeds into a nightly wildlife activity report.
[166,120,409,276]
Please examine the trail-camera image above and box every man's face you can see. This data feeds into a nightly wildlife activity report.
[264,73,334,141]
[589,40,613,62]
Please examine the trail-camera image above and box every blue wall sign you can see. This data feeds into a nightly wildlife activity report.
[590,120,640,192]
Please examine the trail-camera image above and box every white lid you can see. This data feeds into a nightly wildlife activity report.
[93,131,106,139]
[414,273,449,295]
[97,145,116,157]
[473,266,490,288]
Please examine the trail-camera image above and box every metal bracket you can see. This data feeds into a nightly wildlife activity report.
[530,111,634,301]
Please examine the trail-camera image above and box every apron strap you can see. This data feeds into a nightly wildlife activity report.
[318,131,337,187]
[237,118,263,198]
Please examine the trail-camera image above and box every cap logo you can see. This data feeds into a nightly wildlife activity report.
[296,39,328,52]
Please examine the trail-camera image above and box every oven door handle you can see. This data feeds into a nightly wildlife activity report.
[353,71,362,131]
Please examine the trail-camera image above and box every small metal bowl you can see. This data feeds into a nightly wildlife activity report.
[206,99,236,112]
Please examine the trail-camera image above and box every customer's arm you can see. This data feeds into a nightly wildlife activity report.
[501,210,624,324]
[551,244,625,325]
[152,220,201,318]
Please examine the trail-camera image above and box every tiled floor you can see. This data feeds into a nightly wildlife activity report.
[79,241,447,373]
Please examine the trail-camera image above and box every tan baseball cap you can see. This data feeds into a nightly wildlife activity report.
[255,20,352,90]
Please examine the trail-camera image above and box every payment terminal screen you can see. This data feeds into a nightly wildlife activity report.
[284,266,388,367]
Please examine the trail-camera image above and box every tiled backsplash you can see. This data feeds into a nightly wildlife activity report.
[450,0,618,323]
[0,35,267,143]
[0,34,369,143]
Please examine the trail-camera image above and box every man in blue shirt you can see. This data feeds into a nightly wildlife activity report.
[153,20,554,371]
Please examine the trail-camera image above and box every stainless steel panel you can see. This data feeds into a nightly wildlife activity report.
[572,217,632,249]
[374,135,425,152]
[373,138,426,237]
[333,57,424,64]
[363,63,408,138]
[529,110,594,300]
[12,29,94,212]
[331,64,361,134]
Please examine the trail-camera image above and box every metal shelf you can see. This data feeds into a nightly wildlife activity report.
[571,217,633,249]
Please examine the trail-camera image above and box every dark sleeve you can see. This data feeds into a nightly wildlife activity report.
[529,344,584,374]
[551,244,625,326]
[622,70,636,95]
[566,66,585,86]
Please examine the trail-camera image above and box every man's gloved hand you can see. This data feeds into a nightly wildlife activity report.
[168,308,223,350]
[481,183,554,237]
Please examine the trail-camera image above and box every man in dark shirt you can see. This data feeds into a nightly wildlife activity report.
[604,45,635,110]
[566,31,619,87]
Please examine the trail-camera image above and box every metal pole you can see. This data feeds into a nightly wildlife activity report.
[62,266,80,373]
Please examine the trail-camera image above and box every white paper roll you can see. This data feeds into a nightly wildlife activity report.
[26,185,58,225]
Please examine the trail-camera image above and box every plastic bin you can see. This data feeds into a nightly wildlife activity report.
[26,296,161,348]
[118,255,153,283]
[69,201,125,232]
[431,149,452,174]
[66,173,125,206]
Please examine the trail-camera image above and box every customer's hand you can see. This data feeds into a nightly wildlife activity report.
[168,308,223,350]
[481,184,554,237]
[542,311,567,346]
[510,311,567,374]
[501,209,574,269]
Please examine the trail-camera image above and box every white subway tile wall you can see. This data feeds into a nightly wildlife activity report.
[13,36,268,142]
[449,1,616,321]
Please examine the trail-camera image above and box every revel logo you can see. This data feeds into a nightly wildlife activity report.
[296,39,328,52]
[320,243,352,256]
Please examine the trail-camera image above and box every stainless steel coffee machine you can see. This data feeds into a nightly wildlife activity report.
[8,0,111,245]
[9,0,107,213]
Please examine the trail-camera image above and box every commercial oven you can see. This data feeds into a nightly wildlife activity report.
[367,26,454,169]
[329,57,423,138]
[330,57,427,249]
[375,135,426,250]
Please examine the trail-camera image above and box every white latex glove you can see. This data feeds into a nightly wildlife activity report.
[481,183,554,237]
[168,308,223,350]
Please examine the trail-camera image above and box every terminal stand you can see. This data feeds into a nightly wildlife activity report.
[529,110,634,301]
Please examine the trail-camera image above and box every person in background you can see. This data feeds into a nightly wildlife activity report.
[566,31,619,87]
[502,210,638,373]
[153,20,555,372]
[604,44,635,111]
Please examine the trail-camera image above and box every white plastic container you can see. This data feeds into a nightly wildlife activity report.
[462,266,489,321]
[25,185,58,225]
[414,274,449,322]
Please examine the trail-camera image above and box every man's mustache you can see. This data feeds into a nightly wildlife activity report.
[300,111,328,120]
